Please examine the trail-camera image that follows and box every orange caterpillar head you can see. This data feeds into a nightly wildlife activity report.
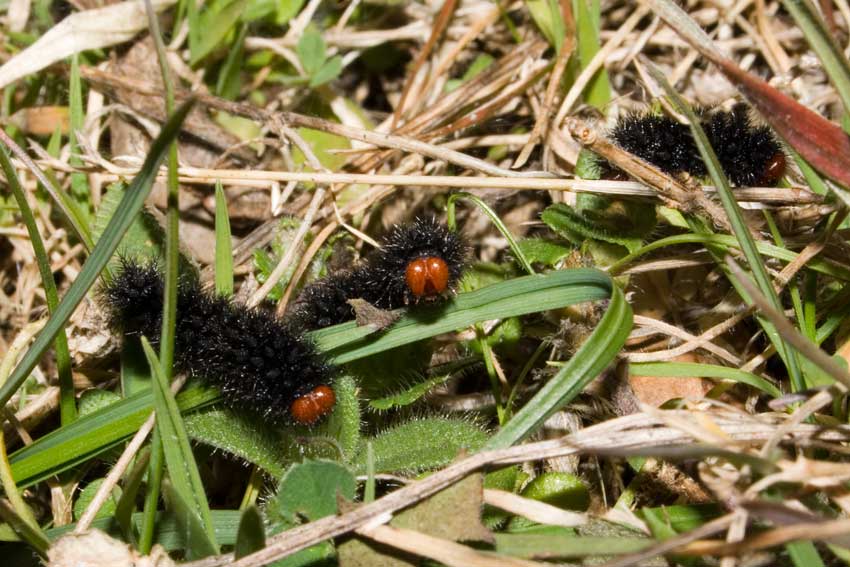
[290,385,336,425]
[405,256,450,298]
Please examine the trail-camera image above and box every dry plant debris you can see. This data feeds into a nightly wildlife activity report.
[2,0,850,566]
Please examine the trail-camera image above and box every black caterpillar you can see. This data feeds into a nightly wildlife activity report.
[605,103,786,187]
[103,217,467,424]
[286,216,468,331]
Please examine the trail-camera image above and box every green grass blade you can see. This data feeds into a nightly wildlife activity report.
[214,180,234,296]
[68,54,91,212]
[447,192,535,274]
[316,269,613,363]
[142,338,219,556]
[575,0,611,108]
[0,99,194,411]
[10,385,219,488]
[629,362,781,397]
[608,232,850,281]
[0,148,76,424]
[485,281,631,448]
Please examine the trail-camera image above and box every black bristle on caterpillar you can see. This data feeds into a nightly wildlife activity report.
[287,217,468,331]
[104,260,337,425]
[605,103,786,186]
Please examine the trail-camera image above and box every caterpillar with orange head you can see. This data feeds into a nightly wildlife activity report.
[287,216,467,331]
[103,217,467,425]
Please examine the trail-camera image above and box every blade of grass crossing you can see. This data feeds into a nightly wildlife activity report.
[0,148,76,424]
[68,55,91,212]
[143,5,183,553]
[139,429,165,553]
[214,180,234,296]
[0,99,194,413]
[485,280,631,448]
[648,64,804,392]
[142,338,219,556]
[629,362,780,397]
[607,232,850,281]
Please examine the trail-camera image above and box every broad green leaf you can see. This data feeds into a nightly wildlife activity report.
[297,26,326,75]
[274,460,356,523]
[190,0,249,65]
[517,237,573,267]
[185,408,290,477]
[353,417,488,474]
[520,472,589,511]
[309,55,342,87]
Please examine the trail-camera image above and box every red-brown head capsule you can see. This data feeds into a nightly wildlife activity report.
[405,256,450,298]
[758,151,787,186]
[290,385,336,425]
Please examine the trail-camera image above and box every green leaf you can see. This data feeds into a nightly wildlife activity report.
[369,372,453,411]
[276,0,305,24]
[315,269,615,363]
[0,99,194,413]
[542,202,654,254]
[520,472,589,511]
[215,23,248,100]
[185,408,290,477]
[526,0,566,50]
[517,237,573,267]
[445,54,494,92]
[630,362,781,397]
[162,482,219,559]
[787,540,826,567]
[494,532,651,559]
[77,390,122,416]
[91,182,165,262]
[274,460,356,523]
[353,417,489,474]
[321,374,361,462]
[142,339,219,557]
[234,505,265,559]
[190,0,249,65]
[68,53,91,211]
[73,478,122,520]
[214,180,234,297]
[297,26,326,76]
[309,55,342,87]
[575,0,611,108]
